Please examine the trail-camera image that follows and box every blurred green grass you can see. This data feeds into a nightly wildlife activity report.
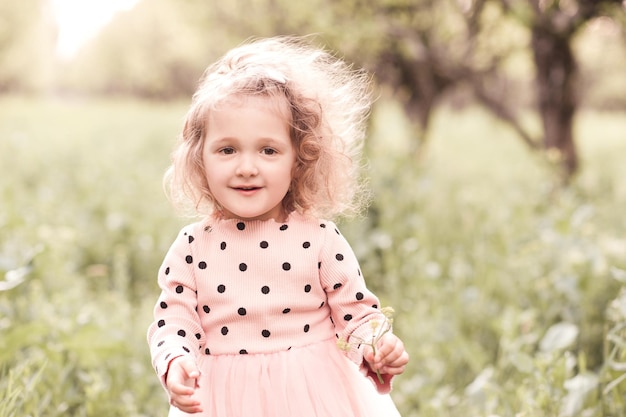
[1,96,626,416]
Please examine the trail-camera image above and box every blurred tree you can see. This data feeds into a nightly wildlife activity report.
[317,0,625,181]
[311,0,460,155]
[0,0,55,93]
[58,0,209,99]
[496,0,625,180]
[52,0,625,180]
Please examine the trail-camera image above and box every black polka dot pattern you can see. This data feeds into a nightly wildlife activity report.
[151,217,382,361]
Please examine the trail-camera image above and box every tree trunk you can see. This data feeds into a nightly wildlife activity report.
[530,24,579,180]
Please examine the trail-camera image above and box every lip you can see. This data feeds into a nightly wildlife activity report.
[232,185,262,195]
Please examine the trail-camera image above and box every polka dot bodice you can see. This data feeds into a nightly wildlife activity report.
[148,212,383,379]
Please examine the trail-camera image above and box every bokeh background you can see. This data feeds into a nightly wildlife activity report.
[2,0,626,415]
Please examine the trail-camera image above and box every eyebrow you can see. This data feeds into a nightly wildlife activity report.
[207,137,290,149]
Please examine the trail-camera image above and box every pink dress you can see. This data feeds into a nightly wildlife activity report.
[147,212,401,417]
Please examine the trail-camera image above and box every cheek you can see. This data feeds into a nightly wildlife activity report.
[204,164,222,188]
[201,155,219,186]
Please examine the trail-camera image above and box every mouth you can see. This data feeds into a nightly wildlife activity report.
[233,186,262,192]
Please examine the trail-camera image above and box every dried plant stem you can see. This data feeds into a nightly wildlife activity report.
[370,340,385,384]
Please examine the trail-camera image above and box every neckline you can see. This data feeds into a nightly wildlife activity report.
[208,211,303,227]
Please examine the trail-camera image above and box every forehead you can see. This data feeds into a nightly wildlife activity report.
[212,93,291,121]
[204,94,293,143]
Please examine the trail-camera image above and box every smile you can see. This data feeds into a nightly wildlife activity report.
[232,186,262,194]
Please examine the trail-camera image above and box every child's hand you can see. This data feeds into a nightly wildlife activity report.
[165,356,203,414]
[364,333,409,376]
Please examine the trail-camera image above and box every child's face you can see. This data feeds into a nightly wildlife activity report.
[202,95,295,221]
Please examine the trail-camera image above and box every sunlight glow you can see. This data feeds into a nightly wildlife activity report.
[50,0,140,59]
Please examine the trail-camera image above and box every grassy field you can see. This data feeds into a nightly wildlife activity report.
[1,95,626,416]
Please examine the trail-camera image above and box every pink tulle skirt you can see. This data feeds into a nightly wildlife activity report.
[167,338,400,417]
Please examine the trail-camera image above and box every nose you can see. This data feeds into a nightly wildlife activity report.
[235,153,259,177]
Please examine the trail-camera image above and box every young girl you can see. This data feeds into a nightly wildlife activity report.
[147,36,409,417]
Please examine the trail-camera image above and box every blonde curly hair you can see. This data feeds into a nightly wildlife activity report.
[165,36,372,219]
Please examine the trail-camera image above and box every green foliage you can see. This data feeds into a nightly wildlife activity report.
[602,288,626,414]
[2,97,626,416]
[0,96,187,416]
[341,103,626,416]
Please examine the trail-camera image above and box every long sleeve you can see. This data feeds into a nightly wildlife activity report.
[319,221,394,393]
[147,225,206,389]
[147,215,397,396]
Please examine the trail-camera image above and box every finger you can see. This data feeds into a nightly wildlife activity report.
[171,358,201,390]
[171,396,199,408]
[383,344,408,365]
[170,382,195,396]
[362,345,375,363]
[373,339,397,363]
[380,351,410,374]
[380,364,407,375]
[172,401,203,414]
[174,357,200,379]
[171,395,203,413]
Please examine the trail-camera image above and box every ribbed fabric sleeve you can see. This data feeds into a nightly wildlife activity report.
[319,221,392,393]
[147,225,207,389]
